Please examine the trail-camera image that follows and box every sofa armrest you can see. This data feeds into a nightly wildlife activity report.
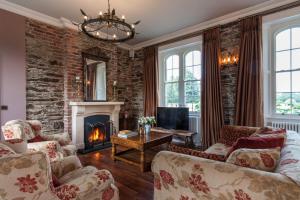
[51,155,82,179]
[55,169,119,200]
[28,141,64,162]
[0,152,58,200]
[152,151,300,200]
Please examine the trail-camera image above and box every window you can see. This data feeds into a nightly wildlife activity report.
[159,41,201,113]
[274,27,300,115]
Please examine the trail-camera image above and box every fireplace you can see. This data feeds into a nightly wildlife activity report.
[79,115,113,153]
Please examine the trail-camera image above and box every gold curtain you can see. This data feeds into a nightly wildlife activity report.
[201,27,224,149]
[235,16,264,127]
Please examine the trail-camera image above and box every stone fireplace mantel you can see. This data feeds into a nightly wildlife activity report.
[70,101,124,149]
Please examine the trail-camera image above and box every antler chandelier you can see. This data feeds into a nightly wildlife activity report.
[77,0,140,43]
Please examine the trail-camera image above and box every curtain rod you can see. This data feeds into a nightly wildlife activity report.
[153,1,300,48]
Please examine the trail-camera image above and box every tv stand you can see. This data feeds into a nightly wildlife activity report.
[151,127,196,147]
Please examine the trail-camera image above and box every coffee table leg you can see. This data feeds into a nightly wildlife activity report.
[140,150,145,172]
[112,144,116,161]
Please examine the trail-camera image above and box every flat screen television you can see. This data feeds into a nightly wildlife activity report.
[156,107,189,130]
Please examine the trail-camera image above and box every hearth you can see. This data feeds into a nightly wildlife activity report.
[79,114,113,153]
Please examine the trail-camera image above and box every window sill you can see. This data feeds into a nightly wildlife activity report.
[265,115,300,122]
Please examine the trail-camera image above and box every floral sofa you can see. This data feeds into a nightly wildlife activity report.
[1,120,77,161]
[152,126,300,200]
[0,142,119,200]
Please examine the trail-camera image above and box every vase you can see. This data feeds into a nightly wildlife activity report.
[144,124,151,134]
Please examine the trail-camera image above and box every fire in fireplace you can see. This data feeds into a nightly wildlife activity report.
[80,115,113,153]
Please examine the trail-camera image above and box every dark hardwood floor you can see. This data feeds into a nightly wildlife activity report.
[78,147,154,200]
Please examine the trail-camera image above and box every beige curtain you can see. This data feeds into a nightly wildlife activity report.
[235,16,264,127]
[143,46,158,117]
[201,27,224,149]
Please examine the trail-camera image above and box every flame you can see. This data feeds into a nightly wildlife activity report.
[88,128,105,143]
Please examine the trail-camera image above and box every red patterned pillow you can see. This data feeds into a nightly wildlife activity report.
[226,148,280,172]
[230,137,285,154]
[255,127,286,135]
[219,125,259,146]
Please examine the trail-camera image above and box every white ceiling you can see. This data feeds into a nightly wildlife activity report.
[5,0,272,45]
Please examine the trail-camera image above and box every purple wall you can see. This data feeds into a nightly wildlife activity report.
[0,9,26,125]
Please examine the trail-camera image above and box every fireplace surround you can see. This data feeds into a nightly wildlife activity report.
[70,101,124,152]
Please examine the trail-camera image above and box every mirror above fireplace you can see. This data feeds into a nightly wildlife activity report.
[82,47,110,101]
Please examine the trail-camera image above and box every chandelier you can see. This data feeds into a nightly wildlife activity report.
[77,0,140,43]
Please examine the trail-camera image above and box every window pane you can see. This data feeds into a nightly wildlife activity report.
[184,81,200,112]
[292,49,300,69]
[276,51,290,71]
[166,69,172,81]
[276,93,292,114]
[166,56,172,70]
[276,72,290,92]
[292,71,300,92]
[165,83,179,107]
[193,51,201,65]
[292,93,300,114]
[173,68,179,81]
[276,29,290,51]
[185,67,193,80]
[185,52,193,67]
[173,55,179,68]
[194,65,201,80]
[292,28,300,49]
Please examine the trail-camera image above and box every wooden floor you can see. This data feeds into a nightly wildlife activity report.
[78,147,154,200]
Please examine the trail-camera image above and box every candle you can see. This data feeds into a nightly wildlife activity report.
[113,81,117,86]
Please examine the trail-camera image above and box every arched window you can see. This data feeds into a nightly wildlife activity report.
[160,44,201,113]
[274,27,300,114]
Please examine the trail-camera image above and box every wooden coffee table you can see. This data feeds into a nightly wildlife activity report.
[111,131,173,172]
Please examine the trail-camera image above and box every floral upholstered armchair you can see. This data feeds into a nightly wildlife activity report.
[1,119,77,161]
[0,142,119,200]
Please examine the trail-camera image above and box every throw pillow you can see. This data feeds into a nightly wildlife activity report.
[255,126,286,135]
[226,148,280,172]
[226,136,285,158]
[219,125,259,146]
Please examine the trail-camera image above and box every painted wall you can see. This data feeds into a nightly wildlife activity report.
[0,9,26,125]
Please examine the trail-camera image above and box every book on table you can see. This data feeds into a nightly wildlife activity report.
[118,130,138,138]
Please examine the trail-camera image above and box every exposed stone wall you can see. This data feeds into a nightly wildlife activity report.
[25,20,65,133]
[25,18,144,134]
[220,22,241,125]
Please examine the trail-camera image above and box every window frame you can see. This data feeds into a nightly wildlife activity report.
[270,22,300,118]
[159,41,202,115]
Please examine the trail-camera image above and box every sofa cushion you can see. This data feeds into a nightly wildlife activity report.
[231,137,285,151]
[226,148,280,172]
[204,143,232,157]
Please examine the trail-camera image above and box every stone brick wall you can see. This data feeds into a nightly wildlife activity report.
[26,20,65,133]
[25,18,145,134]
[220,22,241,125]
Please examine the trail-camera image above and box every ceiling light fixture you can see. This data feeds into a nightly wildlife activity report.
[76,0,140,43]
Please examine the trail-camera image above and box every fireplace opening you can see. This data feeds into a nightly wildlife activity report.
[80,115,113,153]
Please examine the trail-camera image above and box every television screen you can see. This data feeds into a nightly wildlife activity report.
[156,107,189,130]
